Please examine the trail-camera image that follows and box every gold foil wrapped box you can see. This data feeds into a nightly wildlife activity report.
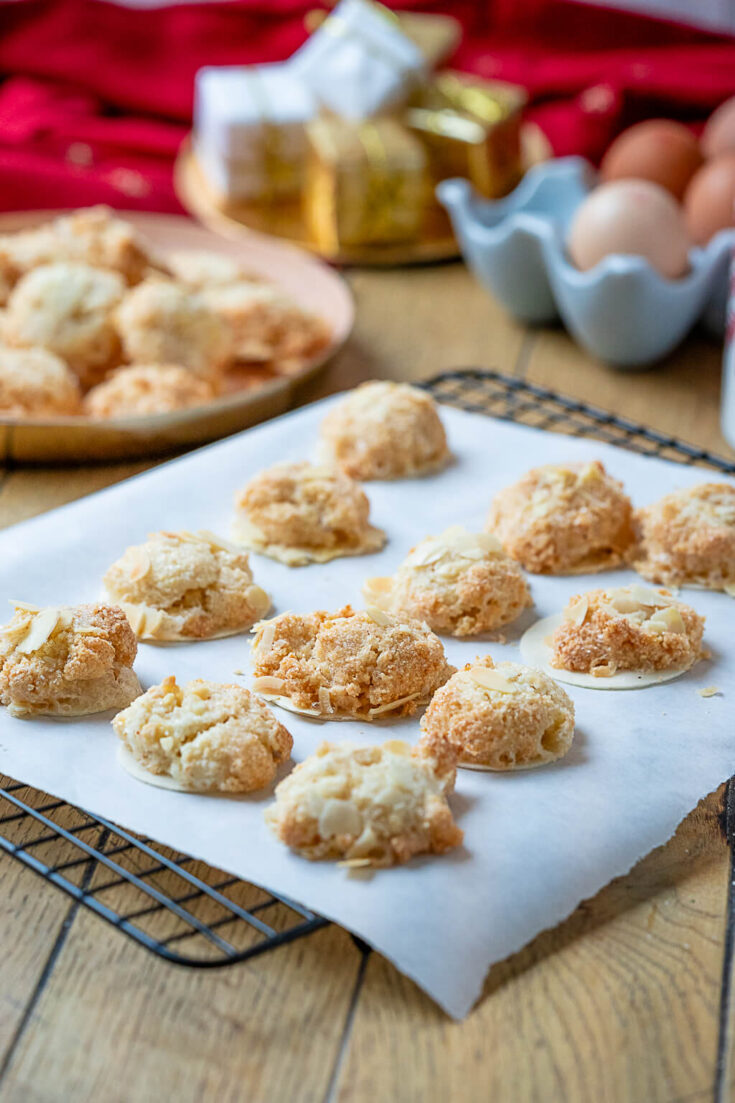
[407,72,526,199]
[304,117,429,252]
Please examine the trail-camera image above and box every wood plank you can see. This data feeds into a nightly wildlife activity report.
[304,263,528,398]
[0,462,151,531]
[0,781,106,1068]
[523,328,734,460]
[333,793,729,1103]
[0,914,362,1103]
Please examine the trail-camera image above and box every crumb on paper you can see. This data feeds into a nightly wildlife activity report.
[697,686,721,698]
[233,669,244,676]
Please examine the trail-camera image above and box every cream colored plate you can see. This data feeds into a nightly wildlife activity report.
[0,210,354,464]
[519,614,696,690]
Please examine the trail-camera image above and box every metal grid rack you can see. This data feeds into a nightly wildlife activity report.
[1,367,734,971]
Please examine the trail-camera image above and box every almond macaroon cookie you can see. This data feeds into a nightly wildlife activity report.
[363,526,532,637]
[114,676,293,794]
[0,207,156,286]
[2,262,125,388]
[103,530,271,642]
[233,461,385,566]
[0,601,141,718]
[83,364,216,419]
[549,586,705,677]
[419,657,575,771]
[0,345,82,417]
[265,739,462,866]
[114,279,233,381]
[318,381,450,480]
[166,250,260,290]
[630,483,735,592]
[201,282,331,372]
[486,461,634,574]
[251,605,455,720]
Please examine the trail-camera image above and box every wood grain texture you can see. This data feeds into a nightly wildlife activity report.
[0,918,362,1103]
[333,794,729,1103]
[0,261,732,1102]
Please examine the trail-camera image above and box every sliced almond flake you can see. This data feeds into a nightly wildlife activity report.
[254,621,276,655]
[253,676,286,694]
[627,584,672,607]
[476,532,503,554]
[249,585,271,617]
[367,693,420,717]
[564,595,589,626]
[337,858,374,869]
[468,666,518,693]
[233,669,244,676]
[724,582,735,597]
[9,600,40,613]
[196,529,243,555]
[698,685,721,697]
[592,663,616,678]
[17,607,59,653]
[365,606,392,627]
[121,602,165,639]
[647,607,686,634]
[318,686,334,714]
[578,462,602,485]
[382,740,411,756]
[407,543,447,567]
[126,548,151,583]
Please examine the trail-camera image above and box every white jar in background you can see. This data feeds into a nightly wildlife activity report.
[721,245,735,450]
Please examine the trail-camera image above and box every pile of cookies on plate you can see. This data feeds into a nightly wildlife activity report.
[0,206,330,421]
[1,381,733,869]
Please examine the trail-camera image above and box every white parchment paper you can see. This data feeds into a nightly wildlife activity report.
[0,398,733,1020]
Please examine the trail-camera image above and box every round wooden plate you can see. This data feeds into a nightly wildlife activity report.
[0,210,354,465]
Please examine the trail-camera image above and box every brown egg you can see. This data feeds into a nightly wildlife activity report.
[567,179,691,278]
[702,96,735,159]
[684,154,735,244]
[600,119,703,200]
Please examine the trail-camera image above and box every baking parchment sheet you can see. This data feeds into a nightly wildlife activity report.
[0,398,733,1020]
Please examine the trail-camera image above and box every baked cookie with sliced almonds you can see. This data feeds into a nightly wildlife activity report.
[0,345,82,417]
[549,586,705,678]
[363,526,532,637]
[0,206,156,287]
[419,656,575,771]
[318,381,450,480]
[233,461,385,566]
[83,364,216,419]
[265,739,462,866]
[201,282,330,373]
[486,461,634,574]
[114,675,292,794]
[630,483,735,592]
[166,250,261,290]
[115,279,233,381]
[251,605,455,720]
[0,602,140,718]
[103,530,271,641]
[2,262,125,388]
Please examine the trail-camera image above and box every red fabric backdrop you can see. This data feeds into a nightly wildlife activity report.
[0,0,733,212]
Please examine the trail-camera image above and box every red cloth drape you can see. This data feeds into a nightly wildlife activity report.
[0,0,733,212]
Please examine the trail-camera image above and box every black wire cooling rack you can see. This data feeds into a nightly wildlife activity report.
[2,367,734,971]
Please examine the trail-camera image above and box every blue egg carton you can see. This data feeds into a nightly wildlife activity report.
[437,156,734,368]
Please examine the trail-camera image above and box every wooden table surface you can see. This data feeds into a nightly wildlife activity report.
[0,262,734,1103]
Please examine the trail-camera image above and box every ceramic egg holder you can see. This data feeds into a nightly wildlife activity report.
[437,156,734,368]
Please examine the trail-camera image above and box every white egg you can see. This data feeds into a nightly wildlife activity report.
[567,179,692,278]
